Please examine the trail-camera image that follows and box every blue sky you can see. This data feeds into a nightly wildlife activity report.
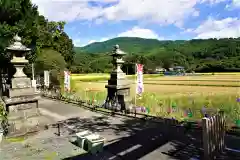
[33,0,240,46]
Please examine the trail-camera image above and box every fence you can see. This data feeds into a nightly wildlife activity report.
[202,111,225,160]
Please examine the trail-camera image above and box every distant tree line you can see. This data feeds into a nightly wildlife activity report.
[72,37,240,74]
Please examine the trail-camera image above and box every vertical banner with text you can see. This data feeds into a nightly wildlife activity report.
[44,70,50,88]
[64,71,71,92]
[136,64,144,96]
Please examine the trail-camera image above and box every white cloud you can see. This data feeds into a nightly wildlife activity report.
[74,26,163,46]
[185,17,240,39]
[32,0,228,26]
[87,40,96,44]
[74,37,110,47]
[73,39,81,46]
[117,26,164,40]
[200,0,227,5]
[86,38,109,45]
[233,0,240,7]
[226,0,240,9]
[32,0,105,22]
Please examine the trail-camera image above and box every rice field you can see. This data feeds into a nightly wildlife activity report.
[69,73,240,126]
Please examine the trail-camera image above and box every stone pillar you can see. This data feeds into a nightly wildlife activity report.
[104,45,132,112]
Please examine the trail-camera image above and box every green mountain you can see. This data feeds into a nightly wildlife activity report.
[74,37,185,54]
[72,37,240,73]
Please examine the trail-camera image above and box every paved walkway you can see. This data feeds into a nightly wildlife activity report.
[39,98,240,159]
[38,98,189,160]
[1,98,240,160]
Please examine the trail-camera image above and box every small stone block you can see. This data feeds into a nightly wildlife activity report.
[85,134,105,154]
[76,130,93,148]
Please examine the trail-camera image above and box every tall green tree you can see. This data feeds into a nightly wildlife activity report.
[0,0,74,77]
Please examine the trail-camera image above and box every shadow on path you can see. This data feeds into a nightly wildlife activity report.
[59,116,205,160]
[53,115,240,160]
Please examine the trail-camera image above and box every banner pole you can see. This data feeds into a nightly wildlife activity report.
[135,63,137,107]
[32,63,35,80]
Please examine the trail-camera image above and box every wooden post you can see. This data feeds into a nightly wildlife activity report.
[202,117,210,160]
[219,111,225,152]
[57,123,61,136]
[202,112,225,160]
[134,108,136,117]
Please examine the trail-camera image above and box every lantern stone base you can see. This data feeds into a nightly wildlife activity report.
[2,94,41,137]
[9,88,35,97]
[2,77,40,137]
[10,76,36,98]
[104,85,132,112]
[11,77,32,89]
[104,68,133,112]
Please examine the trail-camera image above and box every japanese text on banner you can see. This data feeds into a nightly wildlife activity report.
[136,64,144,95]
[44,70,49,87]
[64,71,71,92]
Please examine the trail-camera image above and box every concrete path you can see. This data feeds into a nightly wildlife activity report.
[38,98,168,148]
[37,98,187,159]
[3,98,238,160]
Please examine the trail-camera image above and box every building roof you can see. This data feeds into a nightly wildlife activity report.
[174,66,184,69]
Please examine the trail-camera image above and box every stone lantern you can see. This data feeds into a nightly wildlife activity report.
[104,45,132,112]
[6,34,34,96]
[7,35,30,78]
[2,34,40,136]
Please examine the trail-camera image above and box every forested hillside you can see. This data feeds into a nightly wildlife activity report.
[75,37,185,54]
[73,37,240,73]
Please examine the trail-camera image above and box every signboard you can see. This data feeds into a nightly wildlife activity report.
[136,64,144,96]
[44,70,50,87]
[64,71,71,92]
[31,80,36,91]
[31,80,36,87]
[36,76,41,87]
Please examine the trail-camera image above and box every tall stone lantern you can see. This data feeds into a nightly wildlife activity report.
[3,34,39,110]
[6,35,34,95]
[104,45,132,112]
[2,34,40,136]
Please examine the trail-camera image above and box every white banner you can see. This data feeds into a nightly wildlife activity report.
[44,70,50,87]
[64,71,71,92]
[136,64,144,95]
[31,80,36,92]
[31,80,36,87]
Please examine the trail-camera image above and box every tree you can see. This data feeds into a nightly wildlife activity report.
[35,49,66,72]
[34,49,66,85]
[0,0,74,79]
